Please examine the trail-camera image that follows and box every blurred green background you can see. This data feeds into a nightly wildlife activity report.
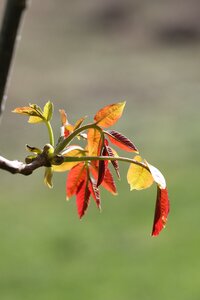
[0,0,200,299]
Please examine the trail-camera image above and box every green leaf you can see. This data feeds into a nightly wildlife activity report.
[43,101,54,121]
[26,145,42,154]
[44,167,53,188]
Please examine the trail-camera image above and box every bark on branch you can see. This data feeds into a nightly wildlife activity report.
[0,0,29,118]
[0,153,49,175]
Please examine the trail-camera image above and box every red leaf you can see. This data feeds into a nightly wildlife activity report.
[152,188,170,236]
[88,179,101,210]
[90,163,117,195]
[66,163,87,199]
[106,130,138,152]
[103,168,117,194]
[76,179,91,218]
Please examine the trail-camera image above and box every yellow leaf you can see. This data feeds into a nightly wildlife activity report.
[53,146,84,172]
[28,116,43,123]
[87,128,102,156]
[94,101,126,128]
[73,116,87,131]
[127,155,154,190]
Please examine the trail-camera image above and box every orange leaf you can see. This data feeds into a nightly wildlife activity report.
[59,109,67,126]
[94,102,126,128]
[12,106,38,115]
[87,128,102,156]
[66,163,87,199]
[152,188,170,236]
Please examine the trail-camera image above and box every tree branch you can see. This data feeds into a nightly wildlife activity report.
[0,0,29,119]
[0,153,49,175]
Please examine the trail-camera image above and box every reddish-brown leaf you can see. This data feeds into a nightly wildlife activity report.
[88,179,101,210]
[96,146,108,187]
[76,179,91,218]
[104,142,120,179]
[152,188,170,236]
[97,160,106,187]
[105,130,138,152]
[66,163,87,199]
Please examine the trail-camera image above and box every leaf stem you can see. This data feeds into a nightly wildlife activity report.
[54,123,102,154]
[63,155,150,172]
[45,121,54,146]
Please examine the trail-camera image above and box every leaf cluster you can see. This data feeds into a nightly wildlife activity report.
[13,101,170,236]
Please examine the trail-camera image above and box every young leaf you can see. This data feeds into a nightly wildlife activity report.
[145,161,166,189]
[73,116,87,131]
[76,179,91,218]
[104,142,120,178]
[96,146,108,187]
[102,168,117,194]
[152,188,170,236]
[59,109,67,125]
[88,179,101,210]
[26,145,42,154]
[90,163,117,195]
[43,101,53,121]
[59,109,73,137]
[104,139,120,179]
[94,102,126,128]
[44,167,53,188]
[87,128,102,156]
[12,106,39,116]
[127,156,154,190]
[105,130,138,152]
[66,163,87,199]
[28,116,44,123]
[13,104,45,123]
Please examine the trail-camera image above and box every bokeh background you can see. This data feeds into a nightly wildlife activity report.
[0,0,200,299]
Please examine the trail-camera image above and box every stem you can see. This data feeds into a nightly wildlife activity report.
[45,121,54,146]
[54,123,102,154]
[0,0,29,119]
[0,152,49,175]
[63,155,150,172]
